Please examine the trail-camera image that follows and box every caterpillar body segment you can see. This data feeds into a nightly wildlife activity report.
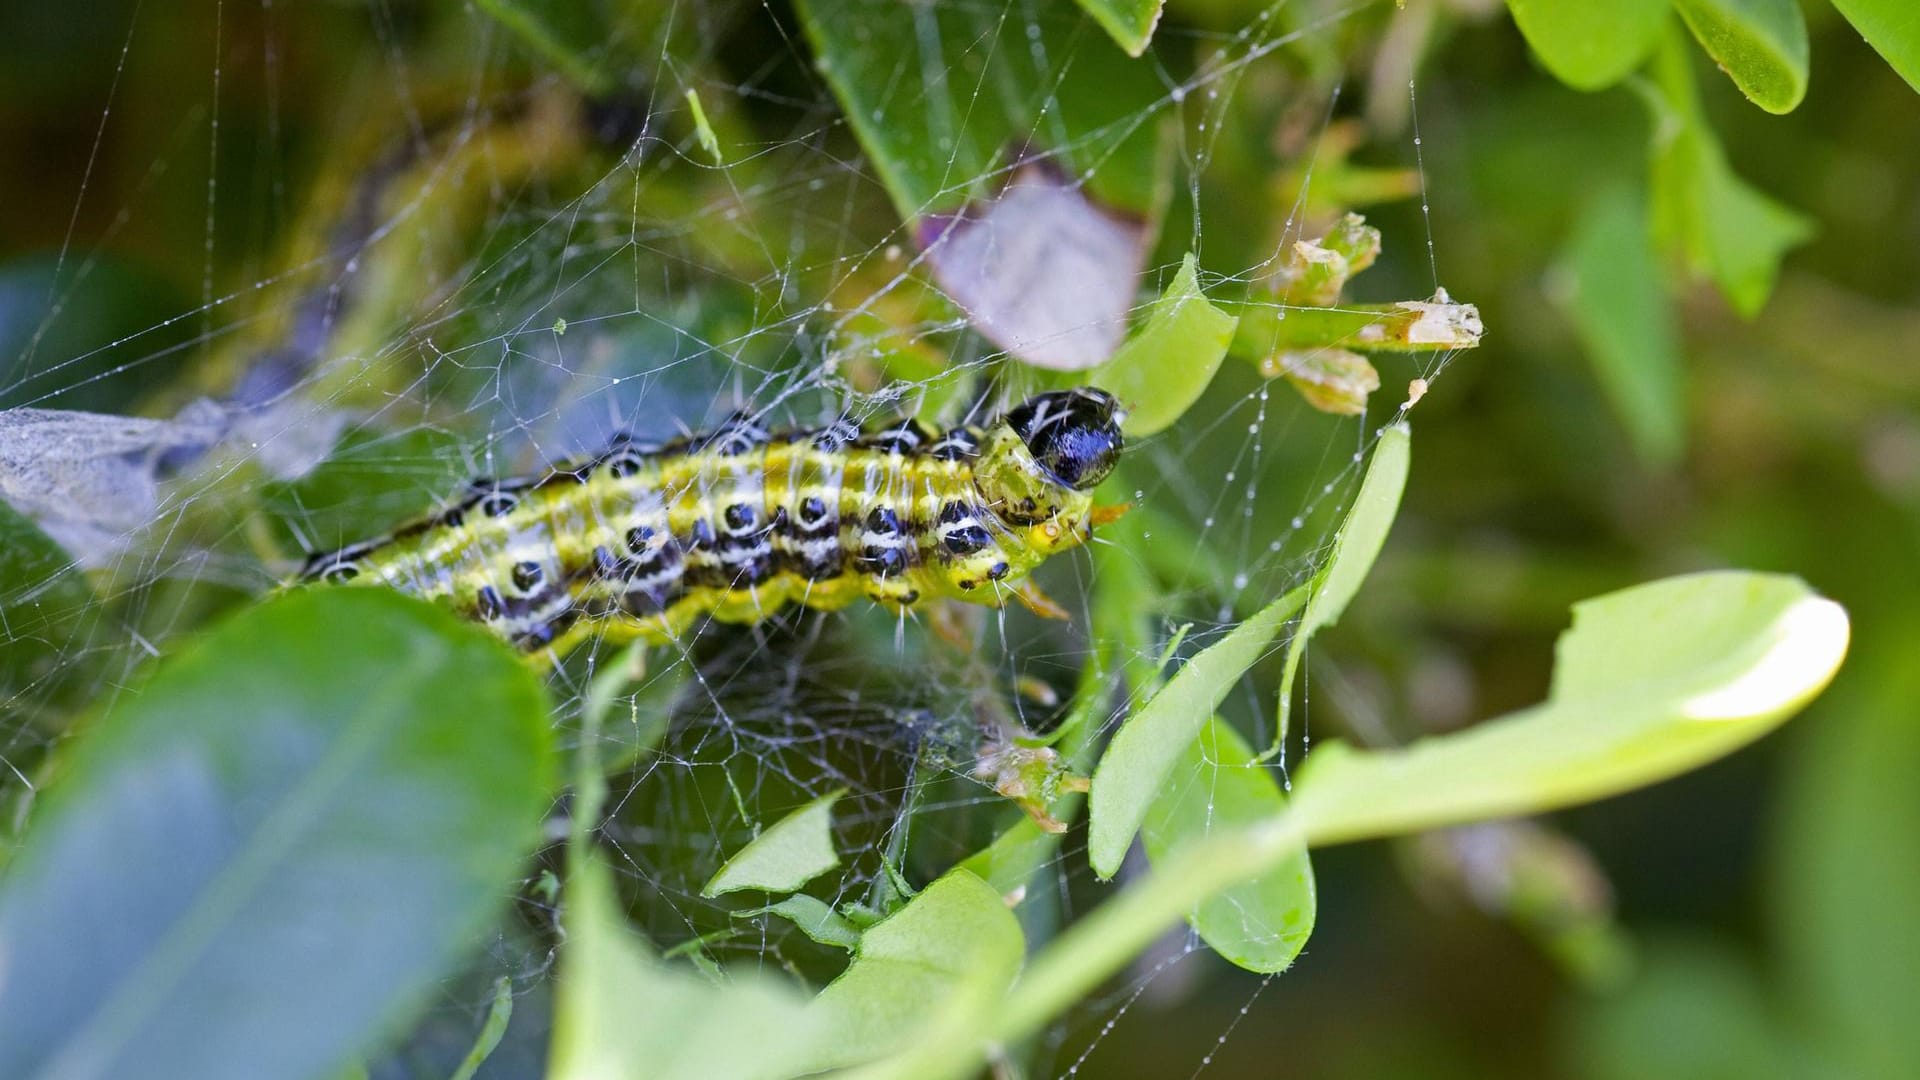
[300,388,1127,660]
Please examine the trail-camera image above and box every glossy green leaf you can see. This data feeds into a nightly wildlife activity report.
[868,571,1847,1080]
[802,869,1024,1072]
[1290,572,1848,845]
[1142,718,1315,973]
[1275,422,1411,745]
[1830,0,1920,93]
[1642,33,1815,317]
[549,859,826,1080]
[736,894,863,951]
[1505,0,1667,91]
[0,588,555,1080]
[1074,0,1164,57]
[1093,254,1239,437]
[794,0,1167,222]
[1088,582,1309,879]
[1672,0,1810,114]
[702,787,844,897]
[1562,188,1684,465]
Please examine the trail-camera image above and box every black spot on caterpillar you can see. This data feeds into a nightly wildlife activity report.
[299,387,1127,660]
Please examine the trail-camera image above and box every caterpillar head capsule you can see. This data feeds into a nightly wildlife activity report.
[1006,387,1126,491]
[974,388,1127,556]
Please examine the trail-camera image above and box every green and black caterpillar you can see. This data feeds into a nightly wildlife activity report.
[301,388,1128,662]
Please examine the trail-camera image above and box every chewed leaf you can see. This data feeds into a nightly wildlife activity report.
[1142,718,1315,973]
[1270,348,1380,416]
[0,589,555,1080]
[1275,423,1410,746]
[1094,253,1238,434]
[1672,0,1809,114]
[921,164,1148,371]
[736,894,862,951]
[801,869,1024,1072]
[1505,0,1667,91]
[1290,572,1849,846]
[1273,214,1382,306]
[1088,582,1310,879]
[703,788,844,896]
[550,859,826,1080]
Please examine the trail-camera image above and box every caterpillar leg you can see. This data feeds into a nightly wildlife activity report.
[1008,579,1070,621]
[1089,502,1132,527]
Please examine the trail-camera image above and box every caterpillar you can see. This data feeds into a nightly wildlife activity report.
[299,388,1128,662]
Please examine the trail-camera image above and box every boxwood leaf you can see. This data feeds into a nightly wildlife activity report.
[1291,571,1849,845]
[702,787,844,897]
[795,0,1167,223]
[801,869,1024,1072]
[1829,0,1920,94]
[1672,0,1810,114]
[1275,422,1411,745]
[0,588,555,1080]
[1074,0,1165,57]
[550,859,825,1080]
[1505,0,1667,91]
[1088,582,1310,879]
[1561,188,1684,466]
[1142,718,1315,973]
[1093,254,1239,437]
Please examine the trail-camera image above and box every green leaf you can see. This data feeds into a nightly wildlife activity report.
[1642,33,1816,317]
[1505,0,1667,91]
[0,499,99,719]
[1672,0,1810,114]
[1142,718,1315,973]
[703,787,844,897]
[1092,254,1239,437]
[1074,0,1165,57]
[1275,422,1411,747]
[1561,188,1685,466]
[448,976,515,1080]
[1774,622,1920,1074]
[803,869,1023,1073]
[1290,571,1849,845]
[472,0,615,94]
[549,859,826,1080]
[1563,938,1795,1080]
[875,571,1846,1080]
[0,588,555,1080]
[736,894,863,951]
[1830,0,1920,94]
[794,0,1167,222]
[1088,582,1310,879]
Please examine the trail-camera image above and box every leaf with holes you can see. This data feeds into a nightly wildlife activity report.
[703,787,845,897]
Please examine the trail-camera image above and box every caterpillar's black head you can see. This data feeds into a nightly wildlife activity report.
[1005,388,1126,492]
